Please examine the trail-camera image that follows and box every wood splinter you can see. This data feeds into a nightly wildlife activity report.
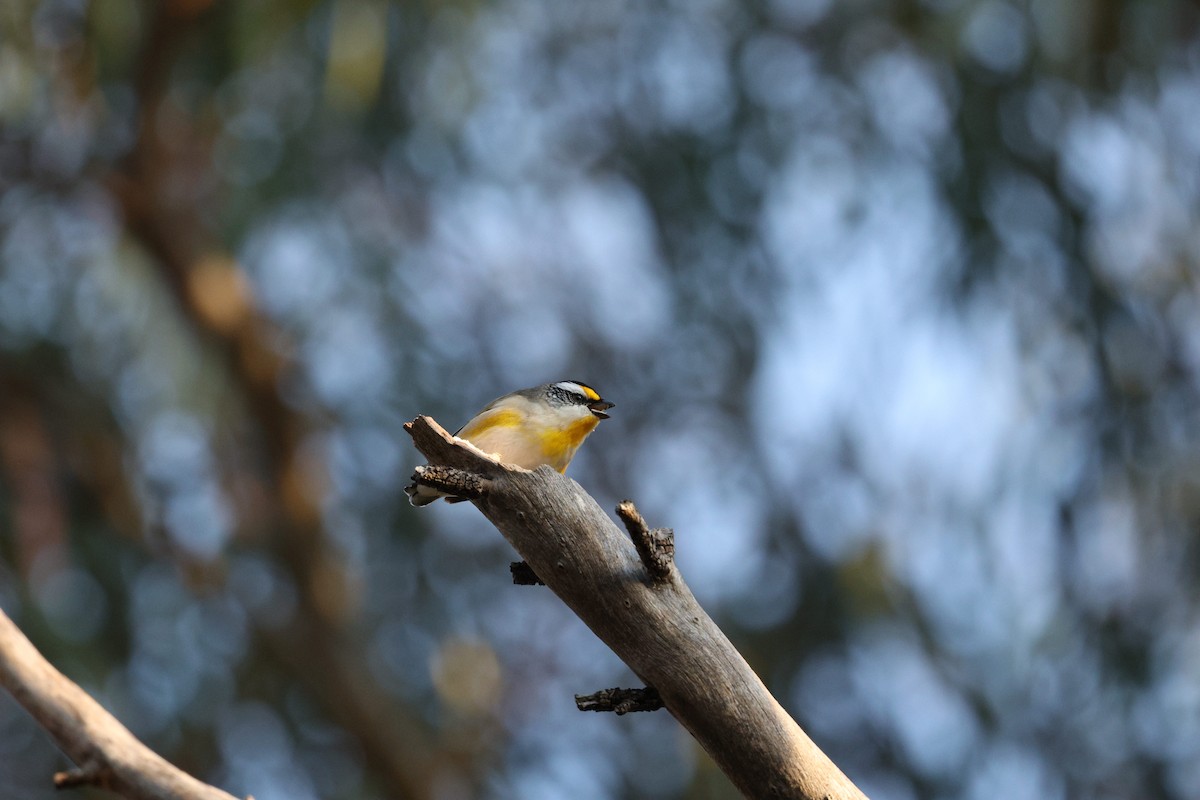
[616,500,674,583]
[575,686,664,715]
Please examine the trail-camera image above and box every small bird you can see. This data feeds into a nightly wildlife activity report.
[406,380,614,506]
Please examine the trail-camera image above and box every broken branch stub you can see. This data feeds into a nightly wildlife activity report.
[411,464,491,501]
[616,499,675,583]
[509,561,544,585]
[575,687,664,715]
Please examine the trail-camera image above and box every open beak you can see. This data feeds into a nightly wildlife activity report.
[588,400,614,420]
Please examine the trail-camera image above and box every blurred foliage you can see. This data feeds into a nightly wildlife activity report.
[2,0,1200,798]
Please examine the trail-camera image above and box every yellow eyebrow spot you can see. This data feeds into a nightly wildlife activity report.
[579,385,600,401]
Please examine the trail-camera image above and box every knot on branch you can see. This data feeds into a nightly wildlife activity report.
[509,561,544,585]
[575,687,664,715]
[54,758,111,790]
[616,500,674,583]
[411,464,490,502]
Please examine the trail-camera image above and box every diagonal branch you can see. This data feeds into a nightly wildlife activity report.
[405,415,867,800]
[0,608,239,800]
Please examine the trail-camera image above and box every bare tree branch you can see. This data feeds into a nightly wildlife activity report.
[404,415,868,800]
[0,608,240,800]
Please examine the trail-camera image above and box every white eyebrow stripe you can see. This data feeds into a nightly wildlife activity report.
[554,381,601,402]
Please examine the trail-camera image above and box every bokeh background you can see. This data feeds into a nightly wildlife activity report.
[2,0,1200,798]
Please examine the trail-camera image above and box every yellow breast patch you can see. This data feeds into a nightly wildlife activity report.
[538,415,600,470]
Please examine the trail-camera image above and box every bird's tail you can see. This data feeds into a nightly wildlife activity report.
[405,479,443,507]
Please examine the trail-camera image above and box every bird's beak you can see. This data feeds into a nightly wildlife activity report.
[588,400,614,420]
